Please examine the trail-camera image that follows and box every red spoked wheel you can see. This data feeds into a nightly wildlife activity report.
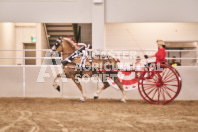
[138,63,182,105]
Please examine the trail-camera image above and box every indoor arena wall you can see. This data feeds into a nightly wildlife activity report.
[0,66,197,100]
[106,23,198,50]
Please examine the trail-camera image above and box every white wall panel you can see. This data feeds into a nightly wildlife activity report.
[0,0,92,23]
[105,0,198,23]
[1,0,198,23]
[0,67,23,97]
[0,66,197,101]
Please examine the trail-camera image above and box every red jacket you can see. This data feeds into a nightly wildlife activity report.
[155,48,166,63]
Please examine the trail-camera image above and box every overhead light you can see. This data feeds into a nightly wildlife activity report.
[93,0,103,4]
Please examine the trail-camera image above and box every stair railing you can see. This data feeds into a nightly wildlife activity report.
[73,24,81,43]
[43,23,50,48]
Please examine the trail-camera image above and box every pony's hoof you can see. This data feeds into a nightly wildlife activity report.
[79,100,84,103]
[94,96,98,100]
[56,85,60,92]
[121,99,126,103]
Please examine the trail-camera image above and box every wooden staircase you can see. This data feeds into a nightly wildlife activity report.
[45,23,74,48]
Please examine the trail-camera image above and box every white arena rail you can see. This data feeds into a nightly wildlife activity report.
[0,49,60,97]
[0,49,197,61]
[0,49,198,99]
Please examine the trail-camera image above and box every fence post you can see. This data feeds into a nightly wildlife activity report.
[23,49,26,97]
[60,52,63,98]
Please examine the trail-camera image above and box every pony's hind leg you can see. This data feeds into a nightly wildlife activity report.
[114,77,127,103]
[94,82,110,99]
[71,77,86,102]
[53,74,61,92]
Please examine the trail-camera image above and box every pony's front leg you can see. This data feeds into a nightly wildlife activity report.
[72,77,86,102]
[53,74,61,92]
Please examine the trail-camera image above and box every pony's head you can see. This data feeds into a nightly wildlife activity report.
[52,38,78,55]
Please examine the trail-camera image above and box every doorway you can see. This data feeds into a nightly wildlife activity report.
[23,43,36,65]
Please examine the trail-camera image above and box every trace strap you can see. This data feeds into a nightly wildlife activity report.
[61,44,91,68]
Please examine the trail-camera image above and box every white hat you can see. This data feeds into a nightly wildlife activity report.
[136,56,141,60]
[156,40,165,45]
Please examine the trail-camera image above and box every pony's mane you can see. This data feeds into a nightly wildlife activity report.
[63,38,78,50]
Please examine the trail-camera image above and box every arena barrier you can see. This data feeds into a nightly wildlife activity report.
[0,49,198,100]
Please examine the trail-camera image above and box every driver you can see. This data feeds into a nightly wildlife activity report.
[144,40,166,64]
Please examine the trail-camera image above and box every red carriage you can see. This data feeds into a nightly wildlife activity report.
[102,62,182,105]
